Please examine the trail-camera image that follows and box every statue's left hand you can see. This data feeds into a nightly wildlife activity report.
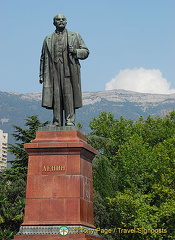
[39,77,43,84]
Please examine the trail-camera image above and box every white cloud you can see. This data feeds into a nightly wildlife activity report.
[105,68,175,94]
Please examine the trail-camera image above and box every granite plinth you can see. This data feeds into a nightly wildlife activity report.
[14,234,102,239]
[14,130,101,240]
[14,225,102,239]
[17,225,99,235]
[13,129,102,240]
[22,130,96,227]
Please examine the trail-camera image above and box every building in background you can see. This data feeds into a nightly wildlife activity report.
[0,129,8,170]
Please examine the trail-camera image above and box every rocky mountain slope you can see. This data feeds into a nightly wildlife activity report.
[1,89,175,145]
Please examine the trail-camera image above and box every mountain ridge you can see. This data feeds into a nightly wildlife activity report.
[4,88,175,105]
[1,89,175,146]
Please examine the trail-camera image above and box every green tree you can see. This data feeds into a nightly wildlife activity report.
[7,115,49,181]
[0,115,49,240]
[88,111,175,239]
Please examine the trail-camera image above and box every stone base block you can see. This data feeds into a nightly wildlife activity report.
[22,130,97,227]
[13,234,102,239]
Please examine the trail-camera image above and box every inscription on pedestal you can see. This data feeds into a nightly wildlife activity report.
[42,165,65,172]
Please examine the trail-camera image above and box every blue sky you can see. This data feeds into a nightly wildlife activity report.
[0,0,175,94]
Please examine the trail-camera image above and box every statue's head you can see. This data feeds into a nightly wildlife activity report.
[53,14,67,29]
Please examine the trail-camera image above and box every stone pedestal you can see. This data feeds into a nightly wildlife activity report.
[13,127,102,240]
[14,234,102,239]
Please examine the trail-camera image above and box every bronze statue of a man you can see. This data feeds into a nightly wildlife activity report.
[39,14,89,126]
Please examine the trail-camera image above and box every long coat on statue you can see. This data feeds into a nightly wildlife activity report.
[40,30,89,110]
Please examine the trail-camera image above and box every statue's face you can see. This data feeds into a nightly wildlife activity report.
[53,14,67,29]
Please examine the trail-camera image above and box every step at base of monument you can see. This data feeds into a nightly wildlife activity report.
[13,234,102,239]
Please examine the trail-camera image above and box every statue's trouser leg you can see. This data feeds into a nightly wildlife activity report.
[63,77,75,125]
[53,61,75,126]
[53,62,63,126]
